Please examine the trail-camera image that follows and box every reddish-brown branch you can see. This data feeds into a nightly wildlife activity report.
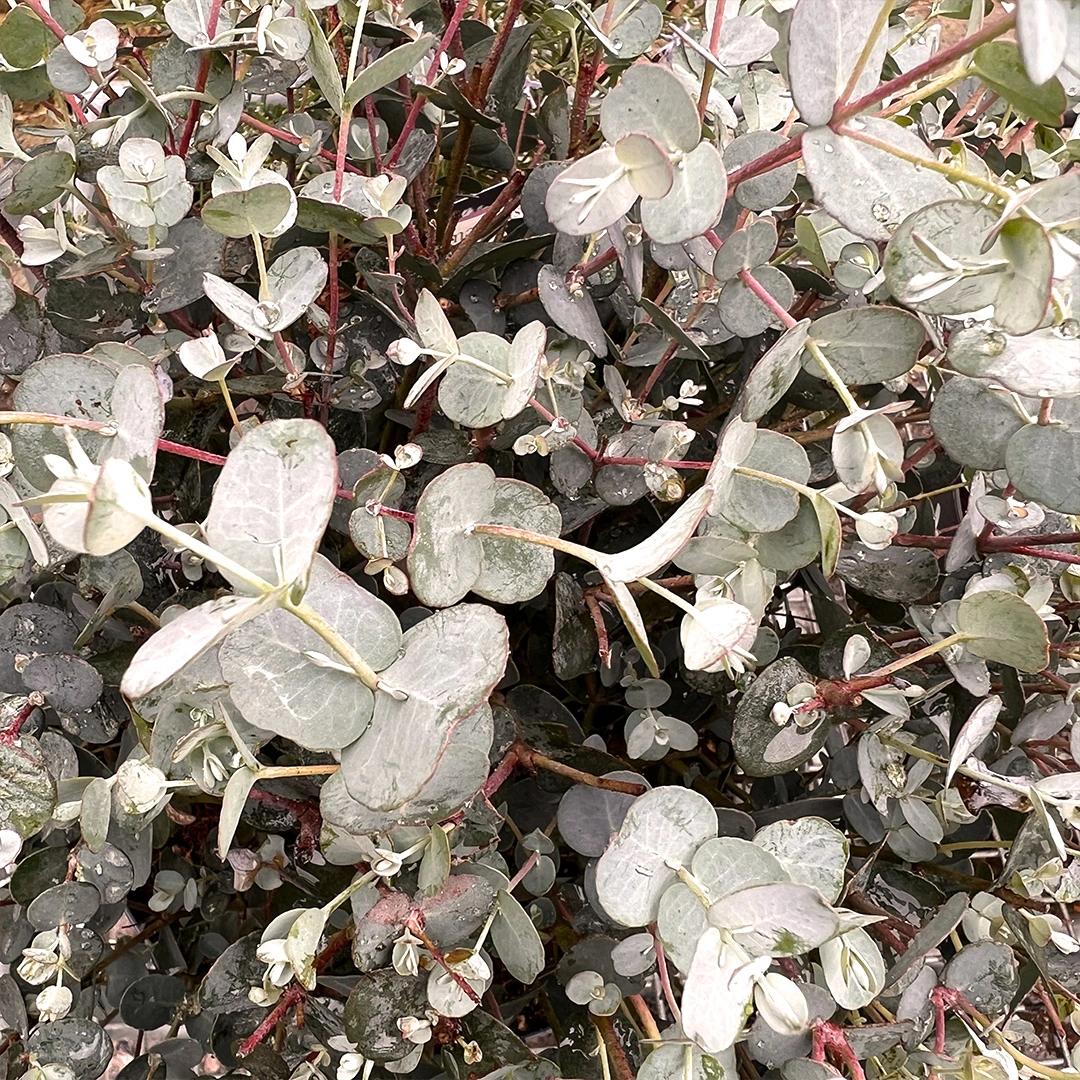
[176,0,225,158]
[516,743,647,794]
[985,532,1080,549]
[385,0,473,169]
[440,171,526,278]
[239,114,366,175]
[639,342,680,403]
[726,12,1016,192]
[584,591,612,668]
[840,12,1016,119]
[569,45,603,152]
[593,1015,635,1080]
[248,788,323,855]
[239,985,306,1058]
[1002,116,1038,158]
[407,920,483,1005]
[476,0,526,101]
[0,692,44,745]
[812,1022,867,1080]
[739,268,798,329]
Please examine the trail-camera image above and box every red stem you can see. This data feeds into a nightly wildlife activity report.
[839,13,1015,119]
[0,693,44,745]
[1001,546,1080,566]
[639,342,679,403]
[239,114,366,175]
[475,0,526,100]
[238,985,306,1057]
[738,268,798,329]
[726,12,1016,192]
[156,438,354,501]
[650,932,682,1022]
[364,95,385,170]
[332,108,350,203]
[1002,116,1038,158]
[371,503,416,522]
[812,1022,868,1080]
[506,850,540,892]
[322,231,341,424]
[385,0,473,169]
[176,0,225,158]
[569,46,602,152]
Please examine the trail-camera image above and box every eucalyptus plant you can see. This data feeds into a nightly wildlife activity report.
[0,0,1077,1079]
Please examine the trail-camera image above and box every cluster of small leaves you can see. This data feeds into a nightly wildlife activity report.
[0,0,1077,1079]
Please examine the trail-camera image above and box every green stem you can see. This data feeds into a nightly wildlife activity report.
[838,0,895,107]
[881,736,1035,798]
[733,465,819,502]
[635,574,699,620]
[938,839,1013,853]
[251,231,270,298]
[470,522,601,565]
[864,630,973,678]
[346,0,369,85]
[284,597,388,694]
[804,339,860,415]
[321,870,376,919]
[147,515,275,596]
[836,125,1014,200]
[434,116,475,252]
[147,518,392,698]
[218,377,243,434]
[458,353,515,384]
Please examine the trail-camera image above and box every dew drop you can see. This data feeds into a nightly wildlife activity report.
[981,331,1007,356]
[823,144,834,154]
[1055,318,1079,339]
[871,201,891,222]
[548,281,559,290]
[254,301,282,329]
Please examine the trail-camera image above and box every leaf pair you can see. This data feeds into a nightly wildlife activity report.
[545,64,727,243]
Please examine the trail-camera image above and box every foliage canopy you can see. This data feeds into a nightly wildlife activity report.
[0,0,1077,1079]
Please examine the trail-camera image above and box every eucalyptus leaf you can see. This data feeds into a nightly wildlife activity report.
[594,786,718,926]
[1005,423,1080,513]
[491,889,545,984]
[201,185,295,239]
[339,604,508,811]
[788,0,890,126]
[219,555,401,750]
[0,734,55,839]
[204,418,338,592]
[803,120,956,243]
[802,308,924,385]
[956,589,1050,673]
[344,34,436,108]
[599,63,702,152]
